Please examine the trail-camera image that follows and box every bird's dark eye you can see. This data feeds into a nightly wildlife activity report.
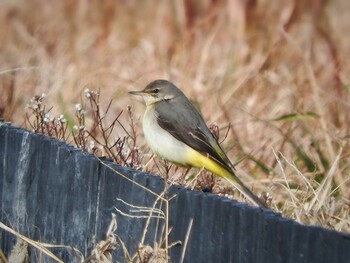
[153,88,160,94]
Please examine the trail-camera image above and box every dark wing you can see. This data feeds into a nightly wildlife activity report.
[155,96,233,172]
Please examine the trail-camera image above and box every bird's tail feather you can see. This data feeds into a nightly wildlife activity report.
[187,148,269,208]
[223,171,269,209]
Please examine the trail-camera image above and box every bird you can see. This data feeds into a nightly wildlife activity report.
[129,79,268,208]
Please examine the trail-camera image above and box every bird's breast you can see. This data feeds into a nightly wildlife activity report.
[142,106,191,165]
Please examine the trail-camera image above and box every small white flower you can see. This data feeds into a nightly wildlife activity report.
[75,104,81,111]
[31,104,39,110]
[89,141,95,148]
[43,113,52,122]
[84,88,91,98]
[58,114,67,123]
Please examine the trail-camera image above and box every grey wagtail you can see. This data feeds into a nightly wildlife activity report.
[129,79,268,208]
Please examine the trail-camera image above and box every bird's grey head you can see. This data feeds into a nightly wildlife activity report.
[129,79,184,106]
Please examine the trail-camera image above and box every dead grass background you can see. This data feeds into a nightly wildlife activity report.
[0,0,349,233]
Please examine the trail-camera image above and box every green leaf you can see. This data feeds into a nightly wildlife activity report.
[273,112,320,122]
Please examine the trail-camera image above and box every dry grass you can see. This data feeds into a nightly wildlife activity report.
[1,0,349,237]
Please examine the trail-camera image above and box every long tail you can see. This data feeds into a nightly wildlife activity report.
[187,148,269,208]
[202,159,269,208]
[223,170,269,209]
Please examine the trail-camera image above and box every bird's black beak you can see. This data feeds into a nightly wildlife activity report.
[128,90,145,96]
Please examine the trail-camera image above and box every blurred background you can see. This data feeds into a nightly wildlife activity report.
[0,0,349,230]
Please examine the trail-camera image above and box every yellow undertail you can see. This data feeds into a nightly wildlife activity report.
[185,148,268,208]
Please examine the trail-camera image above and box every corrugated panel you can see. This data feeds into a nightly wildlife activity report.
[0,123,350,263]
